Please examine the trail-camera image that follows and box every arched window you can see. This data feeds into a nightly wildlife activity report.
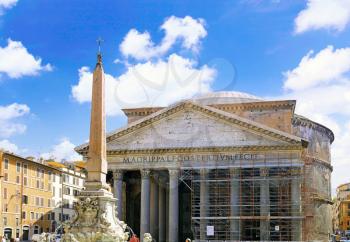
[4,228,12,240]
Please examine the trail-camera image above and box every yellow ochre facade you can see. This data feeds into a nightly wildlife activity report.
[0,151,59,240]
[334,183,350,233]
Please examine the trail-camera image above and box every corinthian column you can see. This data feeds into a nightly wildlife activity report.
[260,167,270,240]
[140,169,151,241]
[200,169,209,240]
[150,173,159,239]
[291,168,302,241]
[230,168,240,240]
[158,176,166,242]
[113,170,124,220]
[168,169,179,242]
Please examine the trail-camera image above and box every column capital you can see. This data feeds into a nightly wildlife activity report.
[168,169,179,178]
[291,167,301,176]
[113,169,124,180]
[260,167,269,177]
[230,168,240,177]
[141,169,151,179]
[200,168,209,176]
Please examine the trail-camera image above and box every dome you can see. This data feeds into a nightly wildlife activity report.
[191,91,262,105]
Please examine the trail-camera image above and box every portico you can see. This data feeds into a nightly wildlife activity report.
[75,93,318,241]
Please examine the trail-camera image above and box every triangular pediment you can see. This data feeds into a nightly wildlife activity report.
[76,102,304,154]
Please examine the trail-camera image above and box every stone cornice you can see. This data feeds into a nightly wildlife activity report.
[304,155,333,171]
[209,100,296,112]
[122,107,163,117]
[121,100,296,118]
[105,145,303,156]
[76,101,305,154]
[79,145,303,156]
[292,115,334,143]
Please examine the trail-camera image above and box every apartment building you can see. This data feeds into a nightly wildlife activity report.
[0,151,59,241]
[46,161,85,232]
[333,183,350,233]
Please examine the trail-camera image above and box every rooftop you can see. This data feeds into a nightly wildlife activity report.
[191,91,262,105]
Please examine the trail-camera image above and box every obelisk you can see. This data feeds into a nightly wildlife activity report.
[85,52,108,191]
[61,48,129,242]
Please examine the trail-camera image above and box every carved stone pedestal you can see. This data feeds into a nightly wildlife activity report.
[62,188,129,242]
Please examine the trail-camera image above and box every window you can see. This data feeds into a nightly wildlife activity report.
[41,169,44,178]
[31,212,34,220]
[40,181,44,190]
[48,183,51,191]
[4,159,9,169]
[24,177,28,186]
[36,197,39,206]
[3,188,7,199]
[48,199,51,207]
[48,171,52,181]
[53,187,56,196]
[23,164,28,175]
[36,168,40,177]
[51,212,55,221]
[36,180,40,189]
[23,195,28,204]
[22,211,26,219]
[15,217,19,226]
[4,173,8,181]
[4,203,8,212]
[34,226,39,234]
[73,189,79,196]
[35,213,39,219]
[63,199,70,208]
[16,175,20,184]
[64,188,71,195]
[3,217,7,226]
[47,213,51,220]
[16,162,21,172]
[40,197,44,207]
[53,173,56,182]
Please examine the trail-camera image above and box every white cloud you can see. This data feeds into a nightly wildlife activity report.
[0,139,20,153]
[0,39,52,78]
[0,103,30,138]
[120,16,207,60]
[279,45,350,194]
[295,0,350,34]
[72,54,216,116]
[41,138,82,162]
[0,0,18,13]
[284,46,350,91]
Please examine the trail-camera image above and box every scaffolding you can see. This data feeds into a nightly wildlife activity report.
[186,153,304,241]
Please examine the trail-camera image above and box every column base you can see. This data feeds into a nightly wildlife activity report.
[62,189,129,242]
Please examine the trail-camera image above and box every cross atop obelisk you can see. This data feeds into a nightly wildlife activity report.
[96,37,104,54]
[85,39,108,191]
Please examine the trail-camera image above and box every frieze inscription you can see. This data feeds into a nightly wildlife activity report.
[122,153,261,164]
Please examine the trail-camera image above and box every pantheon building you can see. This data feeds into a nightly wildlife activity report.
[76,92,333,242]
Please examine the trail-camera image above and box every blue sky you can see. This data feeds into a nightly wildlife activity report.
[1,0,350,192]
